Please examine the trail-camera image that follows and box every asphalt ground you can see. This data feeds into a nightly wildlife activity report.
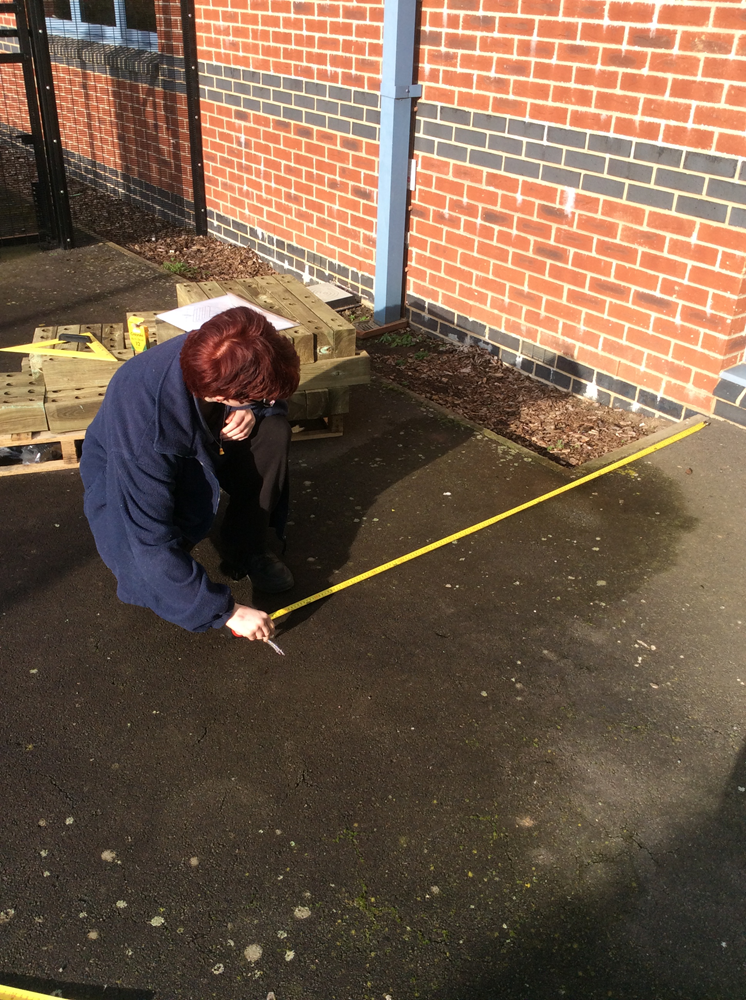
[1,241,745,1000]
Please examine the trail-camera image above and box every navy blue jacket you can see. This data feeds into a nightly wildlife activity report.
[80,335,283,633]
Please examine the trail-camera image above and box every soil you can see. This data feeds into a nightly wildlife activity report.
[67,180,669,467]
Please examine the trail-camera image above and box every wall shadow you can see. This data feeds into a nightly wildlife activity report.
[443,739,746,1000]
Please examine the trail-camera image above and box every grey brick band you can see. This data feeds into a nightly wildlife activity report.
[0,37,184,91]
[415,104,746,228]
[207,208,374,299]
[198,63,380,140]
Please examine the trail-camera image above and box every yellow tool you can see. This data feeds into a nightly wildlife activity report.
[270,419,708,621]
[0,331,117,362]
[127,315,150,354]
[0,984,70,1000]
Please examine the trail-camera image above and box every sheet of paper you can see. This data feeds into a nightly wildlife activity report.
[157,293,296,333]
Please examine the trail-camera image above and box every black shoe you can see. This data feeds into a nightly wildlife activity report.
[220,553,294,593]
[248,552,294,593]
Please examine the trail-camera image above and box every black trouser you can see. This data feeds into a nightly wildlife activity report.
[216,414,291,566]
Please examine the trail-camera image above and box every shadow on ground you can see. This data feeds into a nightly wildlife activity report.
[4,381,740,1000]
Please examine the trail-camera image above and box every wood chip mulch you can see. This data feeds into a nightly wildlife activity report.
[360,330,669,467]
[67,180,669,467]
[68,180,272,281]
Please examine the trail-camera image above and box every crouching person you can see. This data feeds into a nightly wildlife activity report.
[80,306,300,641]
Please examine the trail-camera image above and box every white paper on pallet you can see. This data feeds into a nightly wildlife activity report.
[157,293,295,333]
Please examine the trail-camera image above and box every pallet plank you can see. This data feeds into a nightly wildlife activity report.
[327,386,350,415]
[0,371,47,433]
[197,280,229,299]
[176,282,210,306]
[0,428,84,477]
[297,351,369,393]
[45,383,108,432]
[101,323,125,351]
[155,318,185,344]
[40,350,128,392]
[247,276,336,356]
[218,279,316,363]
[275,274,356,358]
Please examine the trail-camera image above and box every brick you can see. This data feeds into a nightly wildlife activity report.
[629,29,676,50]
[627,185,674,210]
[713,399,746,426]
[472,112,508,132]
[596,371,637,398]
[545,125,586,148]
[589,277,630,300]
[454,127,487,147]
[564,149,606,172]
[541,164,581,187]
[525,142,563,163]
[507,119,546,139]
[504,157,541,178]
[633,142,683,168]
[424,120,455,140]
[441,106,471,125]
[469,149,504,171]
[582,174,626,198]
[707,177,746,205]
[482,134,522,157]
[654,168,705,195]
[676,196,728,223]
[437,142,468,162]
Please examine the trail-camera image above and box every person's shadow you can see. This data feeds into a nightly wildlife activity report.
[202,381,477,629]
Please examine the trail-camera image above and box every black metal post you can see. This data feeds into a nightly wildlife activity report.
[23,0,74,249]
[180,0,207,235]
[12,0,56,241]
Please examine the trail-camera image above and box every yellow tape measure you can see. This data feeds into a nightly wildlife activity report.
[270,419,708,620]
[0,985,69,1000]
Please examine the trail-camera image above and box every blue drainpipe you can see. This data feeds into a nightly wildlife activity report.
[373,0,421,325]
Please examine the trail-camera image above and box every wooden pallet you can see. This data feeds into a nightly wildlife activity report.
[0,428,82,477]
[0,414,348,478]
[1,275,367,457]
[175,276,356,360]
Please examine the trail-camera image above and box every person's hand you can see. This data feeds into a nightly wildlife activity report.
[222,407,256,441]
[226,603,275,640]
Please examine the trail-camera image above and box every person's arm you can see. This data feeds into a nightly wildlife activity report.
[110,447,235,632]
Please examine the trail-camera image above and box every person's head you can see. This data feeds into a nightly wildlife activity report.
[180,306,300,403]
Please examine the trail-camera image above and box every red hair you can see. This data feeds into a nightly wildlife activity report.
[180,306,300,401]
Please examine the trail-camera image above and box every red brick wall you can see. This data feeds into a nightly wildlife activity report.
[408,0,746,412]
[196,1,385,284]
[4,0,746,415]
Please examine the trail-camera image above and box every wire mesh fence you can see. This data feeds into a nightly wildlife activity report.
[0,56,40,242]
[0,0,197,249]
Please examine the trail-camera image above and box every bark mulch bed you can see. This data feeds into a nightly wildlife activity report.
[68,179,272,281]
[67,181,668,467]
[354,322,669,468]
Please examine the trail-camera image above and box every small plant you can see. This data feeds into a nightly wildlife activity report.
[413,349,429,360]
[348,308,371,322]
[163,259,197,276]
[379,331,418,347]
[395,358,407,366]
